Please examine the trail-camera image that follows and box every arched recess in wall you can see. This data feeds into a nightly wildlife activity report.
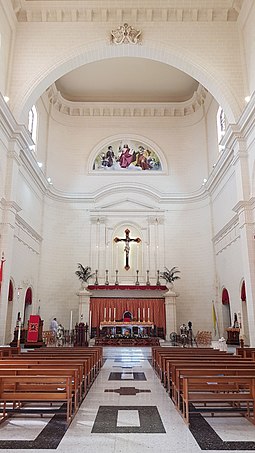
[240,280,250,346]
[23,287,33,327]
[222,288,231,335]
[13,41,239,125]
[5,280,14,344]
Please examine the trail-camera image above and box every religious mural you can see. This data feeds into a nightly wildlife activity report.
[92,140,162,171]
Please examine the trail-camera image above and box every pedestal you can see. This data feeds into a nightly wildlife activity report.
[165,288,178,340]
[76,287,91,325]
[226,327,240,345]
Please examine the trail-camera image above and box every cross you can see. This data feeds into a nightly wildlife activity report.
[114,229,141,270]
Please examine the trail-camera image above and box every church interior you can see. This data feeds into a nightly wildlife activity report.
[0,0,255,451]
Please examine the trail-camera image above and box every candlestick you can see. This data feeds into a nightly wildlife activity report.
[156,269,160,286]
[138,307,140,322]
[104,307,106,321]
[95,269,99,285]
[105,269,109,285]
[116,245,118,268]
[109,307,111,321]
[115,270,119,286]
[135,269,139,286]
[146,270,150,286]
[148,307,150,321]
[114,307,116,322]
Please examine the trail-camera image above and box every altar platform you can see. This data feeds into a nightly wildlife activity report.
[95,337,160,346]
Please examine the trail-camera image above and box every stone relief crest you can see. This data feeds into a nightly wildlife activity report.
[111,23,142,45]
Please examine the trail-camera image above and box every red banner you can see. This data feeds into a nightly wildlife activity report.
[27,315,40,342]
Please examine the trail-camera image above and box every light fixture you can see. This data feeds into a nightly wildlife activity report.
[245,96,251,103]
[47,177,53,185]
[29,145,35,151]
[3,96,9,103]
[203,178,207,183]
[37,162,43,168]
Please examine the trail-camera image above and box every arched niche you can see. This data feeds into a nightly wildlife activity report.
[221,288,231,335]
[23,287,33,326]
[240,280,250,346]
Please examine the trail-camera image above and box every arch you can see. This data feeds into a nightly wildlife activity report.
[240,280,250,346]
[23,287,33,326]
[12,41,240,124]
[221,287,231,335]
[222,288,230,304]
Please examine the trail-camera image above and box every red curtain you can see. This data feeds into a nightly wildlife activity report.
[90,297,166,333]
[241,281,246,302]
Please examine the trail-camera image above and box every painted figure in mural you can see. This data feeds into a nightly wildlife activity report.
[119,144,136,168]
[106,145,115,167]
[135,145,151,170]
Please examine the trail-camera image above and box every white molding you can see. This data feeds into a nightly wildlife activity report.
[0,93,33,150]
[47,83,208,118]
[14,3,241,23]
[15,214,43,244]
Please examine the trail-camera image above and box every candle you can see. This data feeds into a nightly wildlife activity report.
[109,308,111,321]
[17,319,22,347]
[143,308,145,321]
[148,307,150,321]
[114,308,116,321]
[69,310,73,332]
[116,245,118,268]
[104,307,106,320]
[138,308,140,322]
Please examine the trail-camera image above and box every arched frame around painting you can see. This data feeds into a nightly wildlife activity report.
[89,135,167,175]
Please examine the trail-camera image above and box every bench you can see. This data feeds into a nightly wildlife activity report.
[0,375,73,425]
[182,375,255,425]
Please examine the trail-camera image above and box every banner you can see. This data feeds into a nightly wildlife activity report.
[27,315,40,342]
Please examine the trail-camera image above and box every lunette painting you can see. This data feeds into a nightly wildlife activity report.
[92,140,162,171]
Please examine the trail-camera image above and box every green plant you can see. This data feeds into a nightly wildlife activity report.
[75,264,95,283]
[160,266,180,283]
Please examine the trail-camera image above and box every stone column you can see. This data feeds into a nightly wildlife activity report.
[164,288,178,340]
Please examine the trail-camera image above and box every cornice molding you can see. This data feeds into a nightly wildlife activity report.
[47,83,208,118]
[15,213,43,244]
[0,93,34,150]
[14,4,241,23]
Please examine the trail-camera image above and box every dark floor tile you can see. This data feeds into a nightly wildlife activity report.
[92,405,165,433]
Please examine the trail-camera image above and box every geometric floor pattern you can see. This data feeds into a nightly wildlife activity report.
[0,346,255,451]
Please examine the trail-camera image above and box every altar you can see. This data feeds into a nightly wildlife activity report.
[100,320,154,337]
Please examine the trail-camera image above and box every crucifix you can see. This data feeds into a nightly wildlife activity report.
[114,228,141,270]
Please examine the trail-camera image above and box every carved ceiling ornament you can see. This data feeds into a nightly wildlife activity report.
[111,23,142,45]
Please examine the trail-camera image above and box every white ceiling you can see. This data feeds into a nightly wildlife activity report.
[55,58,199,103]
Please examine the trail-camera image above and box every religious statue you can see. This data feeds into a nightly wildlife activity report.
[114,228,141,270]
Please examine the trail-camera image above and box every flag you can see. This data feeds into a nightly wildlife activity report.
[212,301,217,336]
[0,254,6,293]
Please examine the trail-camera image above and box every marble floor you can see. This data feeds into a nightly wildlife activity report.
[1,346,255,452]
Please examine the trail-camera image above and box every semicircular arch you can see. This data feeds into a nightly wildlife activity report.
[12,40,240,124]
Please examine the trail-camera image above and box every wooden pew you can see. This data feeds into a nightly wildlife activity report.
[173,365,255,410]
[182,375,255,425]
[0,375,73,425]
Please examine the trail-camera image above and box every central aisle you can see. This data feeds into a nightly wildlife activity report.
[57,347,201,453]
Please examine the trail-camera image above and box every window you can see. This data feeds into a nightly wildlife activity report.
[28,105,38,149]
[217,106,226,144]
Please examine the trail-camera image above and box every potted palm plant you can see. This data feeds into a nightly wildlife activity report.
[160,266,180,288]
[75,264,95,288]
